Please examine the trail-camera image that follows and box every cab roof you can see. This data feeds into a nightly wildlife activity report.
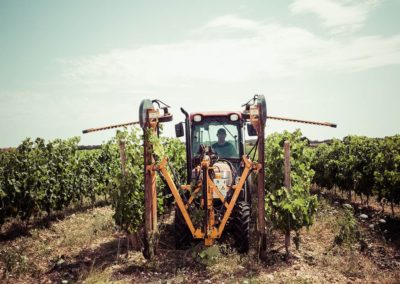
[189,111,243,121]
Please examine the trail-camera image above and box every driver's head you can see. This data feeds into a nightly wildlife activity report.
[217,128,226,144]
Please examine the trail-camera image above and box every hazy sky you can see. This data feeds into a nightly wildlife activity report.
[1,0,399,147]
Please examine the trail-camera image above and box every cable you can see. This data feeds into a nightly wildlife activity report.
[248,137,259,161]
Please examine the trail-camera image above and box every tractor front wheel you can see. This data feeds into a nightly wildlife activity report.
[174,206,192,249]
[231,201,250,253]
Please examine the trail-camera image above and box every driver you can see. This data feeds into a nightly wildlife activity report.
[212,128,236,157]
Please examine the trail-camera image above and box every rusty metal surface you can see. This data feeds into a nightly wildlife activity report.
[257,126,266,229]
[267,115,337,128]
[82,121,140,134]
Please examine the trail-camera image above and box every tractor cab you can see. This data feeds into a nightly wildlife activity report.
[175,111,251,176]
[175,110,253,206]
[190,112,244,161]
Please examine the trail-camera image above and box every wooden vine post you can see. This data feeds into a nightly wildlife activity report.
[284,141,291,256]
[119,139,127,175]
[141,100,160,260]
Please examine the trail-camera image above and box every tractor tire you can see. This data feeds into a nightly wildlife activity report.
[231,201,250,253]
[174,206,192,250]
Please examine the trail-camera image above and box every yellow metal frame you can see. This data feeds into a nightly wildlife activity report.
[156,154,259,246]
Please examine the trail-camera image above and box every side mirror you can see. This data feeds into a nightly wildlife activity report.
[247,124,257,136]
[175,123,184,137]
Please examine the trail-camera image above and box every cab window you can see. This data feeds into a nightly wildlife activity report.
[192,122,239,159]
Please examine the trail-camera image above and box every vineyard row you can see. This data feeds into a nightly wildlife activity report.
[0,129,398,236]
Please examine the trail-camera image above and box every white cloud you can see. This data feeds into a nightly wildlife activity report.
[62,15,400,91]
[290,0,382,33]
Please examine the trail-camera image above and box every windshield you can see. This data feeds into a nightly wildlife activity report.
[192,121,239,159]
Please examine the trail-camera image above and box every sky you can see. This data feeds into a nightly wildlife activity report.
[0,0,399,147]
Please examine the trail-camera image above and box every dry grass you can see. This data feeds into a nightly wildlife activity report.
[0,206,116,283]
[0,198,399,283]
[81,266,129,284]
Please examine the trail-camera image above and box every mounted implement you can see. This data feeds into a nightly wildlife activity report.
[82,95,336,259]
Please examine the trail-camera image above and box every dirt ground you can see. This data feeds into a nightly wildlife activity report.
[0,196,399,283]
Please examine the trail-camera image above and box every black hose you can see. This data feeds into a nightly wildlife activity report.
[248,137,259,161]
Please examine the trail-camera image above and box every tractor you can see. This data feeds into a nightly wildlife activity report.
[83,95,336,259]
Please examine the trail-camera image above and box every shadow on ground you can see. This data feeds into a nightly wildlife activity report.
[0,200,110,242]
[323,192,400,250]
[47,236,120,282]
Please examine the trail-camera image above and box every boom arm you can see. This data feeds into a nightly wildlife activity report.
[82,121,139,134]
[82,99,172,134]
[267,115,337,128]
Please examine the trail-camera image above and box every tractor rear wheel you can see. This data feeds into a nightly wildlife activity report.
[231,201,250,253]
[174,206,192,249]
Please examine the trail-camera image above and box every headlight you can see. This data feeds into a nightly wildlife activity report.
[193,114,202,122]
[230,114,239,121]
